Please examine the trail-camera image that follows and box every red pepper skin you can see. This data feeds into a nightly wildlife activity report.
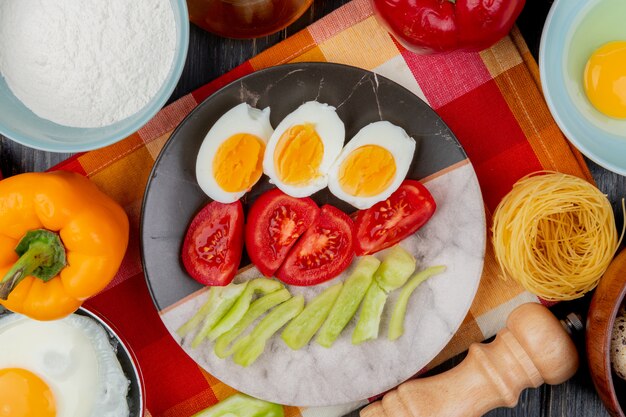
[372,0,526,54]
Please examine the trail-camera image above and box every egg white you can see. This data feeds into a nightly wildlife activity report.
[0,314,130,417]
[328,121,416,209]
[263,101,345,198]
[196,103,273,203]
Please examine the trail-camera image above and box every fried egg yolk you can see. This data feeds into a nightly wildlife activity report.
[274,124,324,185]
[338,145,396,197]
[0,368,56,417]
[584,41,626,119]
[212,133,266,193]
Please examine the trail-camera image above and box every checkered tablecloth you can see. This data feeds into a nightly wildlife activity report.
[46,0,591,415]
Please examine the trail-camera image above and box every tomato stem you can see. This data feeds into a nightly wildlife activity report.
[0,230,66,300]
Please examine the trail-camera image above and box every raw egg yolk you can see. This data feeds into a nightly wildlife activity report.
[213,133,266,192]
[338,145,396,197]
[274,124,324,185]
[0,368,56,417]
[584,41,626,119]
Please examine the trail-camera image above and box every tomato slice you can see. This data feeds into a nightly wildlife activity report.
[277,205,355,286]
[245,188,320,277]
[182,200,244,286]
[354,180,436,255]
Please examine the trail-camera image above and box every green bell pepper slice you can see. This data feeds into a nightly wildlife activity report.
[207,278,284,341]
[191,393,284,417]
[352,245,417,344]
[177,283,247,340]
[316,256,380,348]
[373,245,416,292]
[187,283,249,348]
[281,282,343,350]
[233,295,304,367]
[214,288,291,359]
[351,282,387,344]
[388,265,446,341]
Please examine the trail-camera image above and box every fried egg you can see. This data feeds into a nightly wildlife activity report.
[584,41,626,119]
[328,121,416,209]
[0,314,129,417]
[263,101,345,198]
[196,103,273,203]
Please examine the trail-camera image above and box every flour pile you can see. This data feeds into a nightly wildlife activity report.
[0,0,177,128]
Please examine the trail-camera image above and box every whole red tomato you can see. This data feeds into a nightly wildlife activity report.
[372,0,526,54]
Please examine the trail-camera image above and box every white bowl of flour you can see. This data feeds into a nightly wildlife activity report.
[0,0,189,152]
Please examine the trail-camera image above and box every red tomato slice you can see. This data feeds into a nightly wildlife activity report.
[354,180,436,255]
[182,200,244,286]
[277,205,355,286]
[245,188,320,277]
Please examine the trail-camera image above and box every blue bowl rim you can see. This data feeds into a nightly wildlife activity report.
[0,0,190,153]
[539,0,626,176]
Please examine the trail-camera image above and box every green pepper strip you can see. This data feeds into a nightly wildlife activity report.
[373,245,417,293]
[351,283,387,345]
[178,287,220,338]
[233,295,304,367]
[388,265,446,341]
[191,393,284,417]
[214,288,291,359]
[282,282,342,350]
[0,229,67,300]
[352,245,417,344]
[177,283,248,348]
[316,256,381,348]
[207,278,284,341]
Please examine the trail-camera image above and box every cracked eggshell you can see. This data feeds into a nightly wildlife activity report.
[611,310,626,380]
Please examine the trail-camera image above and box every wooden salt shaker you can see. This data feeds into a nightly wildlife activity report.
[361,303,579,417]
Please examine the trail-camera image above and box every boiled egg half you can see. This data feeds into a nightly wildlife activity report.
[263,101,345,198]
[328,121,416,209]
[196,103,273,203]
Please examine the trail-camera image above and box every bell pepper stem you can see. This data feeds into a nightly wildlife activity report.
[0,230,66,300]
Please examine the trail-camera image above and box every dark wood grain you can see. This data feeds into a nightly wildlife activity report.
[0,0,623,416]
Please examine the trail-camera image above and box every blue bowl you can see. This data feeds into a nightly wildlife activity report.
[0,0,189,153]
[540,0,626,176]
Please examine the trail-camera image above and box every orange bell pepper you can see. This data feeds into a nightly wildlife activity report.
[0,171,129,321]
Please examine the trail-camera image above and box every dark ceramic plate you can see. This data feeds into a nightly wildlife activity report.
[140,62,486,406]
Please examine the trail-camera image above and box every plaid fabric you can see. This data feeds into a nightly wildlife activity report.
[47,0,591,415]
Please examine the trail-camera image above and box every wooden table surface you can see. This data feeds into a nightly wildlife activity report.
[1,1,625,416]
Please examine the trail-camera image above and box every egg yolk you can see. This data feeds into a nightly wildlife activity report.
[0,368,56,417]
[274,124,324,185]
[338,145,396,197]
[213,133,266,192]
[583,41,626,119]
